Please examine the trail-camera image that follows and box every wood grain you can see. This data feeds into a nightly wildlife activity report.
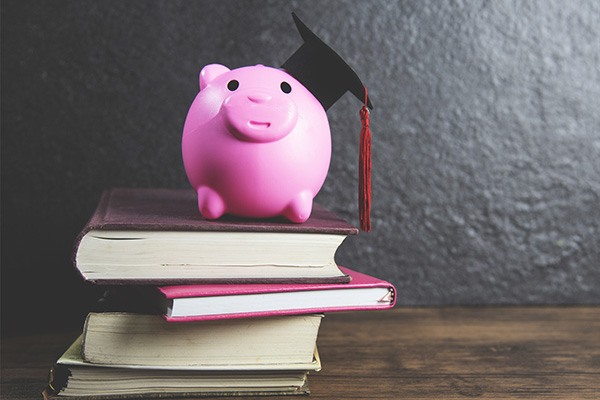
[2,307,598,399]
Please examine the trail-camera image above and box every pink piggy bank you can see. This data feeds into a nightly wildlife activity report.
[182,64,331,223]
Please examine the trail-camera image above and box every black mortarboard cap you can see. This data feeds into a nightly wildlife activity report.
[282,12,373,111]
[282,13,374,232]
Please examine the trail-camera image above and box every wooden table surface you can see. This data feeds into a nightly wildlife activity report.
[2,307,599,399]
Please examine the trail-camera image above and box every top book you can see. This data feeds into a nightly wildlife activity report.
[73,188,358,285]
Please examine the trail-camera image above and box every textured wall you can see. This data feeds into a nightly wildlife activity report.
[2,0,599,333]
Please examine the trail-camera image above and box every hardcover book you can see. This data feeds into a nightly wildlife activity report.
[73,188,358,284]
[44,336,316,399]
[150,267,396,322]
[80,313,323,369]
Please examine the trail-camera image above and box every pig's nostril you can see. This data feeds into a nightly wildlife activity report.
[247,94,272,103]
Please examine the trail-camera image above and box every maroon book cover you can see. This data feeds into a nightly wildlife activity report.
[79,188,359,235]
[73,188,358,285]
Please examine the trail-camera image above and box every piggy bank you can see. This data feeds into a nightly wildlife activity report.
[182,64,331,223]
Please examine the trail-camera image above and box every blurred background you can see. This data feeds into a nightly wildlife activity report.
[2,0,599,335]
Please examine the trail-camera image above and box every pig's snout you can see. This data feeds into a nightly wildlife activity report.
[223,89,298,143]
[247,93,272,104]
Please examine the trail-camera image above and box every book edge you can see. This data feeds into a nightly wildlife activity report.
[84,274,352,285]
[158,267,391,298]
[79,313,323,369]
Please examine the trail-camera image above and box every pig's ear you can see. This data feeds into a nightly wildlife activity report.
[199,64,230,90]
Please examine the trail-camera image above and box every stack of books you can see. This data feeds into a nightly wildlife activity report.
[44,188,395,399]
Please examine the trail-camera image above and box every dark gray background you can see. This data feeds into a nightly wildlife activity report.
[2,0,599,334]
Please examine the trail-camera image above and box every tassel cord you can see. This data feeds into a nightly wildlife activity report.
[358,86,372,232]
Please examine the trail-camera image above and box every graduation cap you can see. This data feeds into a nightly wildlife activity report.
[282,12,373,232]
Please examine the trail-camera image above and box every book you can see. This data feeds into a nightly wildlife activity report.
[43,336,316,399]
[80,313,323,369]
[148,267,396,322]
[74,188,357,284]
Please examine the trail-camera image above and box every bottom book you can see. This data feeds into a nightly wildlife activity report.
[43,336,318,399]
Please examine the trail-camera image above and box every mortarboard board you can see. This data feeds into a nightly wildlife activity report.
[282,12,373,231]
[282,12,373,111]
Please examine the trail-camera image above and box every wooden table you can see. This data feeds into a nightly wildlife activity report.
[2,307,599,399]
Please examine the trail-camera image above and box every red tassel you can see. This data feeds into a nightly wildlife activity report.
[359,86,372,232]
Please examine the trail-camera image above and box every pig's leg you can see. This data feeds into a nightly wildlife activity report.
[197,186,226,219]
[283,191,313,223]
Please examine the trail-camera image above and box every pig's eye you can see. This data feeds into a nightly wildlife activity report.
[280,81,292,94]
[227,80,239,91]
